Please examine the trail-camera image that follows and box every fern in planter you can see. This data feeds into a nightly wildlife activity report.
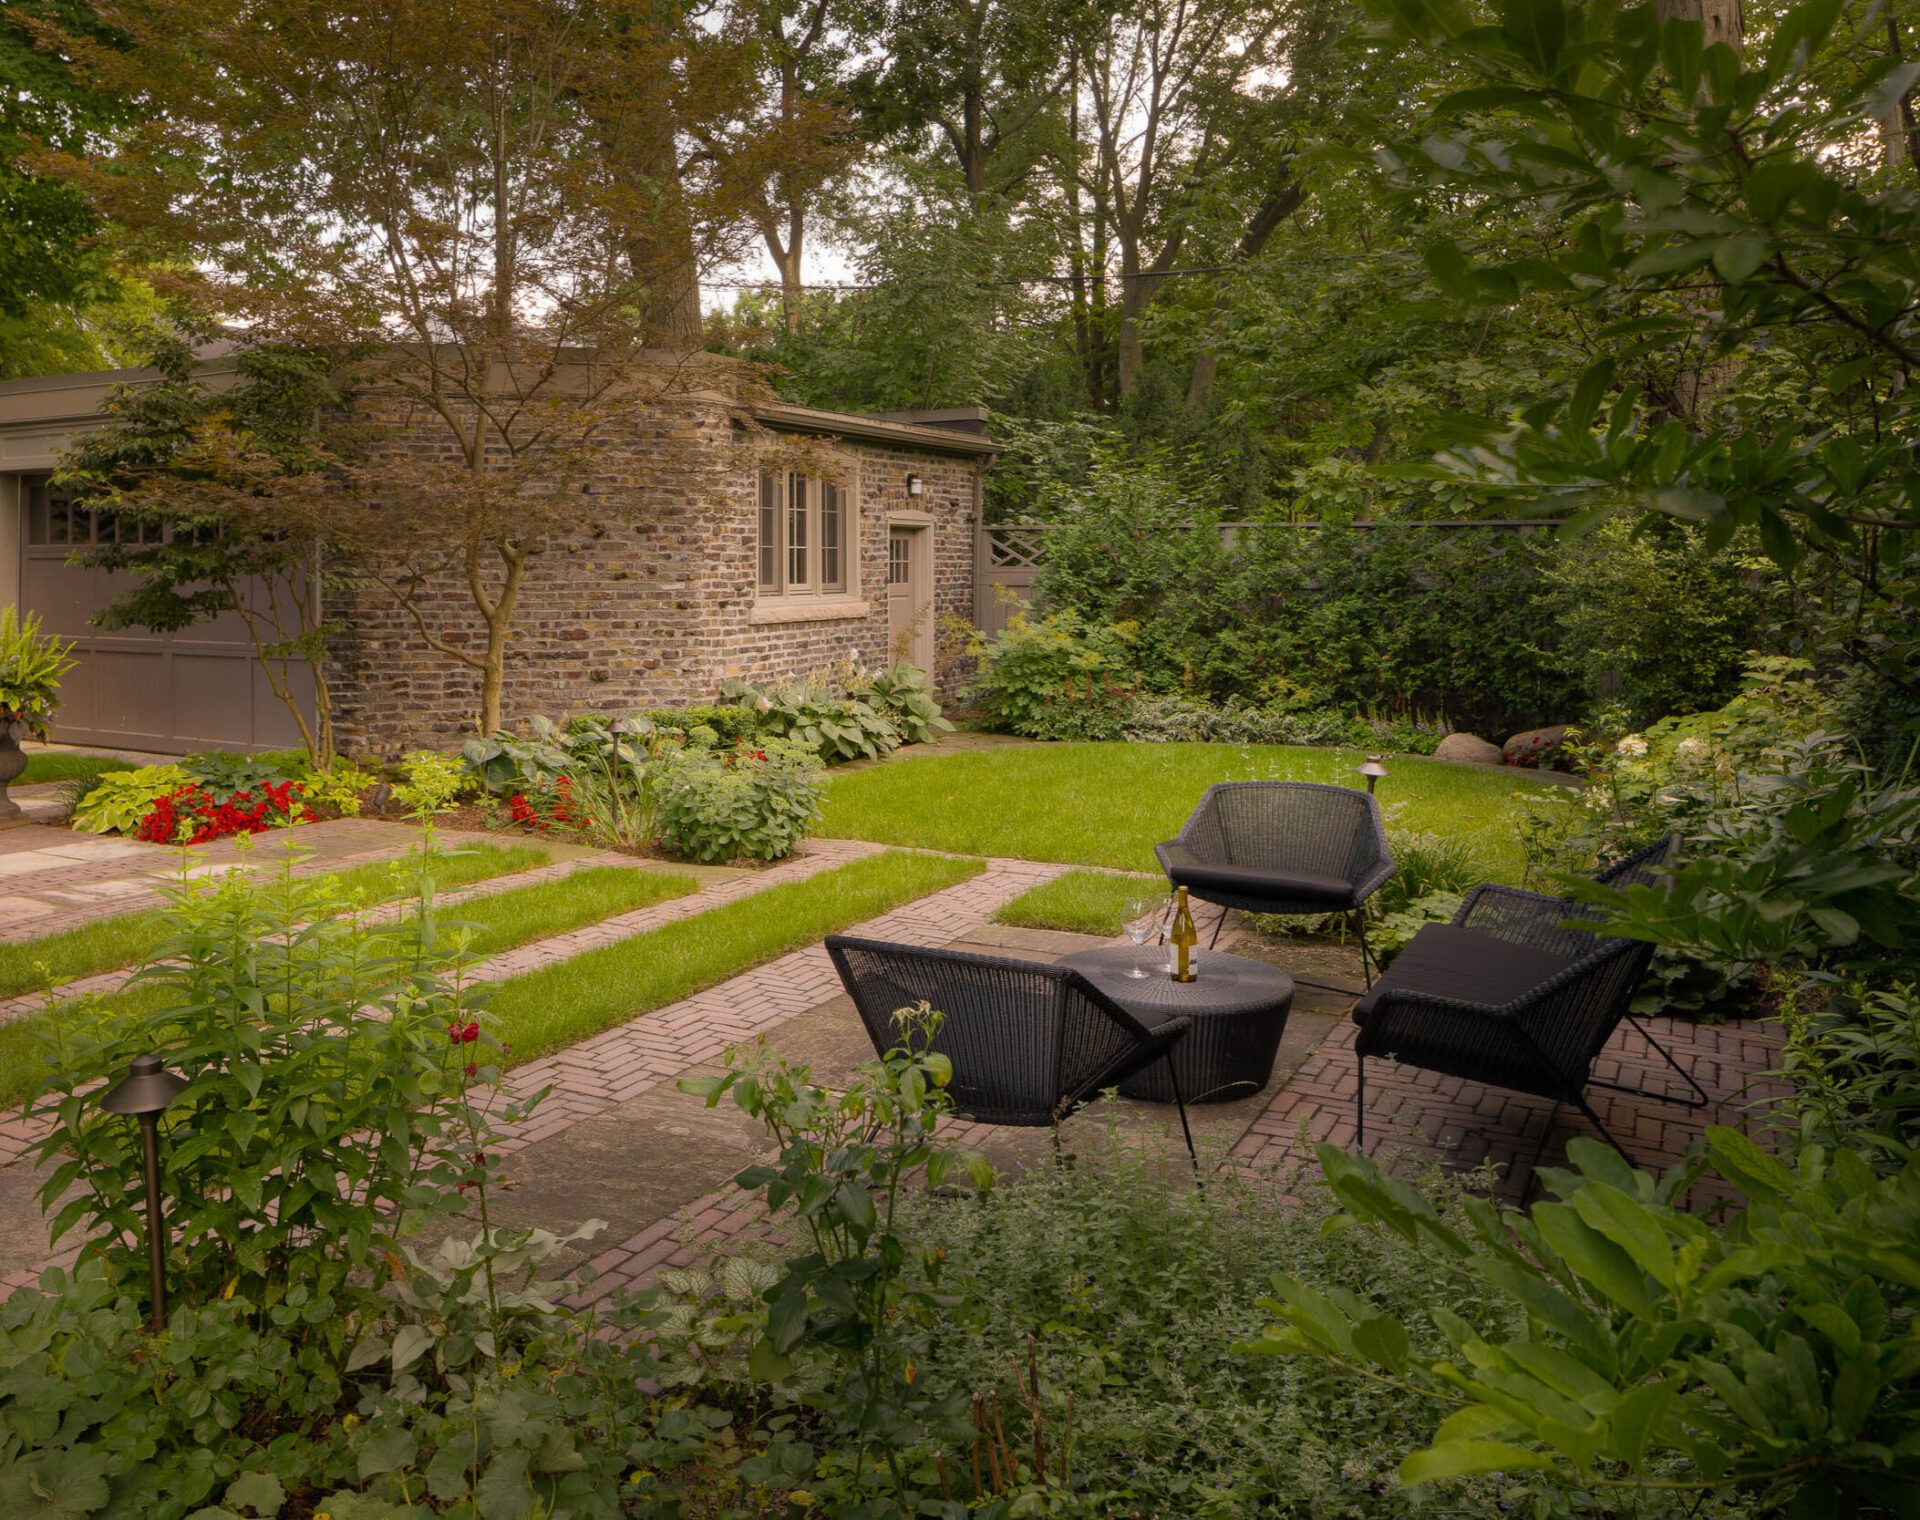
[0,607,77,740]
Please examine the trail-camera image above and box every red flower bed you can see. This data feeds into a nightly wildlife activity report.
[135,781,315,846]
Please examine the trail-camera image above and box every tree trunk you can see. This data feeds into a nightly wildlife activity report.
[1654,0,1741,50]
[474,542,528,737]
[1186,177,1305,409]
[1117,270,1145,398]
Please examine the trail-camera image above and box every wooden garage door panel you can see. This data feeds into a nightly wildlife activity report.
[17,476,315,754]
[69,648,174,746]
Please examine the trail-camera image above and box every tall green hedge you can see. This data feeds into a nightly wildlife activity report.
[1034,496,1778,736]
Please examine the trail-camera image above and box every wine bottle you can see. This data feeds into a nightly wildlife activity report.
[1169,886,1198,983]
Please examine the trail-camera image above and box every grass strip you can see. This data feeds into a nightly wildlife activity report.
[18,754,135,786]
[821,741,1544,879]
[438,864,697,960]
[489,849,984,1063]
[0,861,695,1111]
[992,869,1161,937]
[0,841,552,1000]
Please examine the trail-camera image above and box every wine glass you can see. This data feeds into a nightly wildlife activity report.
[1122,895,1163,977]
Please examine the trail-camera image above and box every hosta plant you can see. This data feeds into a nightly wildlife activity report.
[720,676,902,763]
[67,763,193,834]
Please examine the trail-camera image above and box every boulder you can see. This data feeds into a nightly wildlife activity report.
[1503,725,1574,769]
[1434,732,1506,766]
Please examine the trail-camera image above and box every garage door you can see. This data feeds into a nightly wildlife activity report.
[19,476,314,754]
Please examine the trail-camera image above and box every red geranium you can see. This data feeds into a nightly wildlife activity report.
[135,781,314,846]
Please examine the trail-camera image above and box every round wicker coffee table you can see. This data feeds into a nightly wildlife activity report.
[1057,944,1295,1104]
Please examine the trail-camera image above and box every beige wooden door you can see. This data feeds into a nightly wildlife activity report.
[887,526,932,669]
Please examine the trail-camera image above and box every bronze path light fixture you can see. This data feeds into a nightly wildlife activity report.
[99,1053,189,1331]
[1357,756,1389,796]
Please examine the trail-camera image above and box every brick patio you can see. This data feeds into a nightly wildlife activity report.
[0,846,1788,1299]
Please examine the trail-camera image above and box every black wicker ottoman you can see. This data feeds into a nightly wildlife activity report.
[1056,945,1295,1103]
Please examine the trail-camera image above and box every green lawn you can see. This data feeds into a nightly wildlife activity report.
[18,753,134,786]
[0,859,692,1110]
[821,742,1543,880]
[993,868,1159,937]
[488,849,982,1062]
[0,841,551,1001]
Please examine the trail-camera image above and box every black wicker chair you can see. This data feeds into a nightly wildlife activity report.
[1350,836,1706,1159]
[1155,782,1396,984]
[825,935,1197,1161]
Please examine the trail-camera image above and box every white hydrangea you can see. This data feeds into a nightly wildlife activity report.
[1617,734,1649,757]
[1676,736,1708,761]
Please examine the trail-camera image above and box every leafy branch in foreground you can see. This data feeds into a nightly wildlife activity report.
[1242,1134,1920,1517]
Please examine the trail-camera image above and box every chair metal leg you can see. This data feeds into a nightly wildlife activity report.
[1208,907,1227,950]
[1164,1052,1198,1171]
[1585,1015,1712,1110]
[1355,1053,1365,1150]
[1355,911,1375,989]
[1572,1093,1634,1164]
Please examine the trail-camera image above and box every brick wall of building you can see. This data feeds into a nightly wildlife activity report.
[326,390,983,754]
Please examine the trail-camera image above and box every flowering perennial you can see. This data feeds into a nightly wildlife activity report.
[134,781,313,845]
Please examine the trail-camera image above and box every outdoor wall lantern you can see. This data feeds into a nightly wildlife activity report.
[1357,756,1389,796]
[905,473,924,497]
[99,1053,189,1331]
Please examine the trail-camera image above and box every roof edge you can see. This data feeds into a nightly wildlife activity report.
[750,402,999,456]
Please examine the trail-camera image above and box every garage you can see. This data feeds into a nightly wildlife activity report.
[7,472,312,756]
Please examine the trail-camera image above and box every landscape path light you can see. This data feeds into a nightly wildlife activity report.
[1357,756,1389,796]
[99,1053,189,1331]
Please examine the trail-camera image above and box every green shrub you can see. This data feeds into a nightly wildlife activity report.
[1544,519,1783,729]
[654,736,825,862]
[964,608,1140,739]
[67,764,192,834]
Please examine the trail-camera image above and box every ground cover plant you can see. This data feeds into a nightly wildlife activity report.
[486,849,982,1061]
[0,840,549,1002]
[821,742,1541,878]
[991,867,1157,935]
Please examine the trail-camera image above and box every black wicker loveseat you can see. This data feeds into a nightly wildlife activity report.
[1155,781,1396,981]
[1350,835,1705,1158]
[825,935,1197,1160]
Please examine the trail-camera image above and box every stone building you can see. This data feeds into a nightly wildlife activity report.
[0,354,996,754]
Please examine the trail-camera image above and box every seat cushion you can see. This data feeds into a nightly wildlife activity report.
[1164,860,1356,908]
[1353,924,1577,1025]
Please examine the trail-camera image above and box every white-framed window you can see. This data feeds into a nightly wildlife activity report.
[757,471,851,599]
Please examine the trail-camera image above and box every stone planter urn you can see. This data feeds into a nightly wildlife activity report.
[0,720,27,826]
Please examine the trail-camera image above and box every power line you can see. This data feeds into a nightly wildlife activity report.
[703,253,1427,293]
